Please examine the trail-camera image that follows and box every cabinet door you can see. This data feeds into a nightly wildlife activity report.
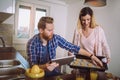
[0,0,15,13]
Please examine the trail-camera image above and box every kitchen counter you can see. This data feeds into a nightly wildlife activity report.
[25,72,120,80]
[0,71,120,80]
[26,74,75,80]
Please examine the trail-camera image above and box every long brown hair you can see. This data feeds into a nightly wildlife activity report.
[77,7,98,30]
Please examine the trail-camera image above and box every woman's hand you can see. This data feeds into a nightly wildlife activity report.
[107,58,110,63]
[91,55,103,67]
[79,48,103,67]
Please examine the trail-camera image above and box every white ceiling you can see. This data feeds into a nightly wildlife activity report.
[39,0,82,4]
[58,0,81,4]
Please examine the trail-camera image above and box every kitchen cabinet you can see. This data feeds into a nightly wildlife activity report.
[0,0,15,23]
[0,12,13,23]
[0,0,15,14]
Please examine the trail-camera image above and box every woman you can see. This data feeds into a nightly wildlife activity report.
[71,7,111,63]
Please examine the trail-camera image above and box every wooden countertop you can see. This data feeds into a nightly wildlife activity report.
[0,72,119,80]
[26,74,75,80]
[25,72,120,80]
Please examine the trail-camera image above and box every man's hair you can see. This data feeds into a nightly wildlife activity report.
[38,16,54,30]
[77,7,98,29]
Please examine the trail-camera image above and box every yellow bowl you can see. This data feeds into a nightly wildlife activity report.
[25,68,45,78]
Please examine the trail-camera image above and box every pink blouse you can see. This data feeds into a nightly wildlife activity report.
[73,26,111,62]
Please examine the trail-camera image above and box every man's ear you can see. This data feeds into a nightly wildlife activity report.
[39,28,43,33]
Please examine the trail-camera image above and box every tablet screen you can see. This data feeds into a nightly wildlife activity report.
[51,55,74,65]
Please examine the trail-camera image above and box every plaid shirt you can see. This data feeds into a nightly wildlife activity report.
[27,34,80,66]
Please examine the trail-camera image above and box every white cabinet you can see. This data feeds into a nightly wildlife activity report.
[0,0,15,13]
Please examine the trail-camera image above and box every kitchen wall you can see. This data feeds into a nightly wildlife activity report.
[66,0,120,77]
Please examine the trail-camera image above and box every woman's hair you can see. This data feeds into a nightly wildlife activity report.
[77,7,98,29]
[38,16,54,30]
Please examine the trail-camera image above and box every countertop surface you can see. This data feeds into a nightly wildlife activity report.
[0,72,120,80]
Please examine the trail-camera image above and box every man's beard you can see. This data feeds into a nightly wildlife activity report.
[42,33,53,41]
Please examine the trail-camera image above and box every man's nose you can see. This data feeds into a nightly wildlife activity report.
[50,31,53,35]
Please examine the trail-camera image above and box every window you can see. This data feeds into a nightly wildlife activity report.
[17,5,31,38]
[14,1,49,43]
[34,8,46,34]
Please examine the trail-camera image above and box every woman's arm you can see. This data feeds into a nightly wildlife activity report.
[78,48,103,67]
[100,27,111,63]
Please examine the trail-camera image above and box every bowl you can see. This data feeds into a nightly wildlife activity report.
[25,68,45,78]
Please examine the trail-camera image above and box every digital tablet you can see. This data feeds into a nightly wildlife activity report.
[51,55,74,65]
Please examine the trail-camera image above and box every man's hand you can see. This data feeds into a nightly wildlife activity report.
[46,62,59,71]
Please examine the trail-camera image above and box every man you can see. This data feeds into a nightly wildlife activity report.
[27,16,103,77]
